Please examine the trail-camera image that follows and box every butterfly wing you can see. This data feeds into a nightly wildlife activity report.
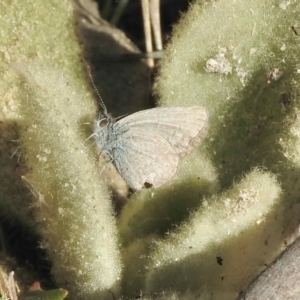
[111,106,208,189]
[116,106,208,157]
[113,127,179,189]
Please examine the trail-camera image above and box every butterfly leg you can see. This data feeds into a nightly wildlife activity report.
[99,152,114,176]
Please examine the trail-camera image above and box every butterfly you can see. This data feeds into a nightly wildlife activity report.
[93,105,208,190]
[88,67,208,190]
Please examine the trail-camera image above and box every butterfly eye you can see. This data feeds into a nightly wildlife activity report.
[99,118,109,128]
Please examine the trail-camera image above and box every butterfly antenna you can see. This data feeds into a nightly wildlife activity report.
[87,65,108,115]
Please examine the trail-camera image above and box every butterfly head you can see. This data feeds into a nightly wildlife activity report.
[93,112,114,150]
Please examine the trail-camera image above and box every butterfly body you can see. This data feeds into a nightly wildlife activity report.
[94,106,208,190]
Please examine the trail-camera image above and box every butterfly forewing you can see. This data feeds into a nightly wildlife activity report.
[116,106,208,157]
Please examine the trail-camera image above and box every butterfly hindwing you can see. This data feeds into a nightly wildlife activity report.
[112,127,179,189]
